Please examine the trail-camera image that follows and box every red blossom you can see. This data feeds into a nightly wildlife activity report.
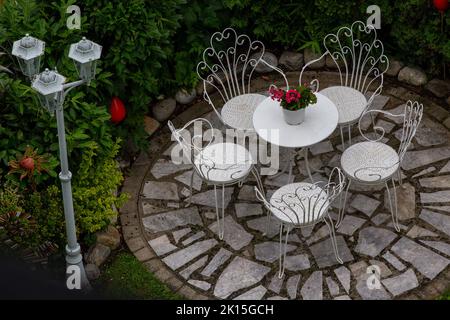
[269,86,284,101]
[285,89,301,103]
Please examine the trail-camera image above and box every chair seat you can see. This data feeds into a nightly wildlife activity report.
[341,141,399,183]
[221,93,266,130]
[270,182,329,225]
[194,142,252,183]
[320,86,367,125]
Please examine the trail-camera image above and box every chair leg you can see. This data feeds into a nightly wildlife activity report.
[304,147,314,183]
[336,179,351,228]
[278,224,291,279]
[397,169,404,188]
[391,178,400,232]
[385,180,400,232]
[339,126,345,150]
[324,215,343,264]
[347,125,352,146]
[214,184,225,240]
[251,167,270,236]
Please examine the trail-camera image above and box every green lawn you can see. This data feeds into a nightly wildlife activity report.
[96,251,183,300]
[438,288,450,300]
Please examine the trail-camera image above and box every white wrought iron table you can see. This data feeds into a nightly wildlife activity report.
[252,92,339,182]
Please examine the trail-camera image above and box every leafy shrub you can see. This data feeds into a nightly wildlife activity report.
[1,141,128,248]
[72,140,128,235]
[0,0,126,250]
[223,0,449,75]
[79,0,185,149]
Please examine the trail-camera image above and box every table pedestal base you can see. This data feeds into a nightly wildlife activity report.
[267,147,315,184]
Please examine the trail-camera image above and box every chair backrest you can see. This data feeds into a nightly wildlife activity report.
[168,118,215,165]
[255,167,345,225]
[397,101,424,161]
[358,100,424,162]
[324,20,389,96]
[196,28,265,105]
[168,118,252,182]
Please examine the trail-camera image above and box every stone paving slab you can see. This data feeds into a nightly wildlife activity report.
[213,256,270,299]
[142,207,202,233]
[391,237,449,280]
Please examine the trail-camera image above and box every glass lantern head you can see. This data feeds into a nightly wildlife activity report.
[12,34,45,77]
[68,37,102,83]
[31,68,66,114]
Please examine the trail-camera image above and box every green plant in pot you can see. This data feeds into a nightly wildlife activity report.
[269,83,318,125]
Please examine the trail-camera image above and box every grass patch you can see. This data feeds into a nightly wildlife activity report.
[438,288,450,300]
[96,251,183,300]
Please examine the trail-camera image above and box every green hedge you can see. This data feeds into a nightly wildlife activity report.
[3,0,447,149]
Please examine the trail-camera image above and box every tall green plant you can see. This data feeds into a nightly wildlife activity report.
[79,0,185,149]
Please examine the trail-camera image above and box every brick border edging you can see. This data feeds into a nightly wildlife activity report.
[119,71,450,300]
[119,159,209,300]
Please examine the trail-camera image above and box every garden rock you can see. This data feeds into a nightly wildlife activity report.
[152,98,176,121]
[279,51,303,70]
[86,243,111,267]
[304,48,325,69]
[143,116,160,136]
[386,59,404,77]
[96,225,121,250]
[425,79,450,98]
[175,88,196,105]
[398,67,427,86]
[85,264,101,281]
[251,52,278,73]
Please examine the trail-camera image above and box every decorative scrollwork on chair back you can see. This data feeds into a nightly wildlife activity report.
[353,100,423,181]
[255,167,345,226]
[324,21,389,96]
[168,118,252,183]
[196,28,265,105]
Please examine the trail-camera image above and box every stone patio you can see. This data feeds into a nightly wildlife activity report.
[119,71,450,300]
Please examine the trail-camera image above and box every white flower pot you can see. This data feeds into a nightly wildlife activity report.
[282,108,305,125]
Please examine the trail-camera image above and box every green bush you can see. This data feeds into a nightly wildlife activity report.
[0,0,126,250]
[79,0,185,149]
[223,0,449,74]
[72,140,128,235]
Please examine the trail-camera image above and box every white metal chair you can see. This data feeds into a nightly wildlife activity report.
[255,167,346,278]
[299,21,389,149]
[197,27,288,131]
[338,101,423,231]
[168,118,265,240]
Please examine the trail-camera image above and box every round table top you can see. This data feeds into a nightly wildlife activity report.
[252,92,339,148]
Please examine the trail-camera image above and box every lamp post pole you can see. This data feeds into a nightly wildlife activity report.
[55,98,90,290]
[12,35,102,291]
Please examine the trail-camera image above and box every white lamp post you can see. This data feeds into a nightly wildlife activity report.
[12,35,102,291]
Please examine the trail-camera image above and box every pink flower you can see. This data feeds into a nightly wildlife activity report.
[285,89,301,104]
[269,87,284,102]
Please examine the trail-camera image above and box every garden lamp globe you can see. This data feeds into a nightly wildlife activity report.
[68,37,102,83]
[31,68,66,114]
[12,34,45,78]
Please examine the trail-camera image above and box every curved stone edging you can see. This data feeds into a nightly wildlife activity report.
[120,71,450,300]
